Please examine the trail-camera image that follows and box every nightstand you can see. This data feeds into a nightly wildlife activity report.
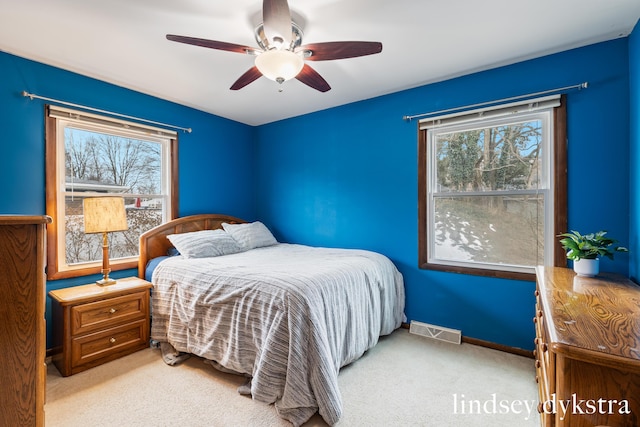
[49,277,153,377]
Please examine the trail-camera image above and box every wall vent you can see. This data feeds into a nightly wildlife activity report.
[409,320,461,344]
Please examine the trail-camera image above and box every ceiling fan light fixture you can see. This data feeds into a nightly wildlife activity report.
[166,1,381,92]
[255,50,304,83]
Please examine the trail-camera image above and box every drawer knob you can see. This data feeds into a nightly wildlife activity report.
[110,337,116,344]
[109,308,117,314]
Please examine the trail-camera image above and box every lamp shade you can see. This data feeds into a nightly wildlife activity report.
[255,50,304,82]
[83,197,128,234]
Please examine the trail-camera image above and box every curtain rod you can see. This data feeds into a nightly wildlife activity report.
[402,82,588,122]
[22,90,192,133]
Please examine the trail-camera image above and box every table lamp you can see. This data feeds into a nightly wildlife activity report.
[83,197,128,285]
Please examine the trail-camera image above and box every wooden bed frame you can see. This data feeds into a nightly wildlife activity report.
[137,214,245,279]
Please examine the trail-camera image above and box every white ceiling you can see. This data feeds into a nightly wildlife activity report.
[1,1,639,126]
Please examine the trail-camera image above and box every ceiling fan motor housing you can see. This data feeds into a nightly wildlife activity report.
[254,22,303,52]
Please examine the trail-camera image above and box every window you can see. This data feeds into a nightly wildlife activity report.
[418,96,567,280]
[46,106,178,280]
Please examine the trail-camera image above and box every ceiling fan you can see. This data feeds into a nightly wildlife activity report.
[166,0,382,92]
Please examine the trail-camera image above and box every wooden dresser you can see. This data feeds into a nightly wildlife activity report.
[534,266,640,427]
[0,215,50,427]
[49,277,152,376]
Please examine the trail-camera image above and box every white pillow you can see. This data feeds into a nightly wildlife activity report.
[166,229,243,258]
[222,221,277,250]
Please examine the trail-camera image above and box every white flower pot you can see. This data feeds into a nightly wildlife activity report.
[573,258,599,277]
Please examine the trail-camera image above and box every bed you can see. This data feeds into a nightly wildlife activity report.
[138,214,405,426]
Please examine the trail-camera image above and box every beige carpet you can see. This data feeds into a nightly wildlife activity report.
[45,329,540,426]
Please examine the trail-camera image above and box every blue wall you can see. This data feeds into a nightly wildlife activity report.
[1,31,636,352]
[630,21,640,282]
[1,52,257,345]
[255,39,632,350]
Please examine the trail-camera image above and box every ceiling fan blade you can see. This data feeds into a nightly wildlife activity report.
[263,0,292,47]
[300,41,383,61]
[166,34,258,55]
[230,66,263,90]
[295,64,331,92]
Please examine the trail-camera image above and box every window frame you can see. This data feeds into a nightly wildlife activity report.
[45,105,179,280]
[418,96,567,281]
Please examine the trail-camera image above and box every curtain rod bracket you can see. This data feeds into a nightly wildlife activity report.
[22,90,192,133]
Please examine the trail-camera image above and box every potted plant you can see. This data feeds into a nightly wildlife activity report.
[558,230,628,277]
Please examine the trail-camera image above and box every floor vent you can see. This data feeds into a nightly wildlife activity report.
[409,321,461,344]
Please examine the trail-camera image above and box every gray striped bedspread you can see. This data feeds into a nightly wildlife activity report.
[151,243,405,426]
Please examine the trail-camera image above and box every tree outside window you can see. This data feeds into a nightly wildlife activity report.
[64,127,163,264]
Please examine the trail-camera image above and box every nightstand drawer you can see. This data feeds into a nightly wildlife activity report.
[71,319,148,369]
[71,290,148,336]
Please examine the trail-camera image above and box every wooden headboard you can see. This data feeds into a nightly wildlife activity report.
[138,214,245,279]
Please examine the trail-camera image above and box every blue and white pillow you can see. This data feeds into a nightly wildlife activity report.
[166,229,243,258]
[222,221,278,251]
